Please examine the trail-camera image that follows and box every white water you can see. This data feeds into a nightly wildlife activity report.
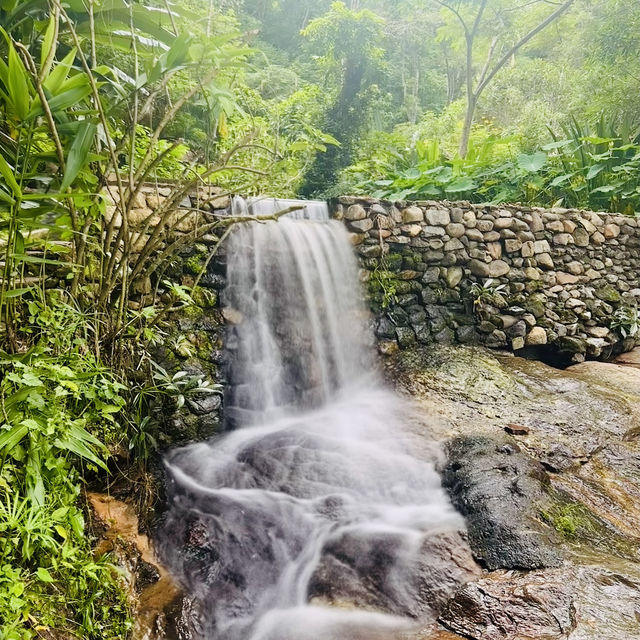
[159,198,463,639]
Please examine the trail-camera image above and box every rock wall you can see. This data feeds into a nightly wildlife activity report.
[332,197,640,362]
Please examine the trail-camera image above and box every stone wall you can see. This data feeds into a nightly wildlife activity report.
[332,197,640,362]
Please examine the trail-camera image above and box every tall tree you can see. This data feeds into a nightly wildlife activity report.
[299,1,385,195]
[434,0,576,157]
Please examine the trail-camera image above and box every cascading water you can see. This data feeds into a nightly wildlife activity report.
[158,197,465,639]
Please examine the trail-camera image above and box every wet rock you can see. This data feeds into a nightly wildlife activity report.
[309,529,481,619]
[186,394,222,416]
[442,436,562,570]
[439,570,576,640]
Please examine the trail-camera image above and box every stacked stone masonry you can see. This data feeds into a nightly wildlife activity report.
[332,197,640,362]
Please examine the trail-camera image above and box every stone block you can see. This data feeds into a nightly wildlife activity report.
[573,228,590,247]
[466,228,484,242]
[348,218,373,233]
[603,224,620,239]
[470,259,510,278]
[345,204,366,220]
[536,253,554,270]
[446,223,465,238]
[504,239,522,253]
[533,240,550,254]
[425,208,450,225]
[525,326,547,345]
[402,206,424,223]
[487,242,502,260]
[446,266,463,288]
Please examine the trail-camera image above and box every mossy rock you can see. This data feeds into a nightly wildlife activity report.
[557,336,587,354]
[191,286,218,309]
[184,253,207,275]
[595,285,621,303]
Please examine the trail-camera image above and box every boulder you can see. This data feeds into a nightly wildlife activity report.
[442,436,562,571]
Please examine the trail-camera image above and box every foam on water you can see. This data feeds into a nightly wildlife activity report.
[158,197,463,639]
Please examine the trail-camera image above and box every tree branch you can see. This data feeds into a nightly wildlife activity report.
[476,0,575,97]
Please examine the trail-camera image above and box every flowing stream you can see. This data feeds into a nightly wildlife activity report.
[158,198,463,639]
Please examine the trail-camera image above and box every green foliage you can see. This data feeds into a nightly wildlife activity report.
[611,303,640,339]
[369,266,399,310]
[149,361,221,411]
[0,297,130,638]
[343,111,640,213]
[469,279,507,312]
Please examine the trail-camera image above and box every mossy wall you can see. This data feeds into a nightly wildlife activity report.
[333,197,640,362]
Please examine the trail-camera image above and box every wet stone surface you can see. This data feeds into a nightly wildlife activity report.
[387,344,640,639]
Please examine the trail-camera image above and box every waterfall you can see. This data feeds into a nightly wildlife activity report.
[158,198,463,639]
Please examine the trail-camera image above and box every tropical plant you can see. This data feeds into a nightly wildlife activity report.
[0,296,131,637]
[343,112,640,214]
[0,0,326,359]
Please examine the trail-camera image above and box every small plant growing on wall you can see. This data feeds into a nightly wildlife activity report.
[611,303,640,338]
[469,279,507,313]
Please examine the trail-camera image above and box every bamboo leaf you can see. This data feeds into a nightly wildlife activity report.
[0,424,28,453]
[60,122,96,190]
[2,288,33,299]
[40,15,57,78]
[0,154,21,198]
[7,41,31,120]
[10,254,70,266]
[43,48,77,93]
[28,82,92,119]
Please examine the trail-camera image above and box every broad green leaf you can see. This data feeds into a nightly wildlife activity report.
[0,424,28,452]
[51,507,68,521]
[591,183,622,194]
[517,151,547,173]
[445,177,476,192]
[549,173,573,187]
[586,163,605,180]
[60,121,97,190]
[402,167,421,180]
[541,139,572,151]
[36,568,54,583]
[582,136,616,145]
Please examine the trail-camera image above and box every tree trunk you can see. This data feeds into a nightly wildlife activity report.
[459,94,476,158]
